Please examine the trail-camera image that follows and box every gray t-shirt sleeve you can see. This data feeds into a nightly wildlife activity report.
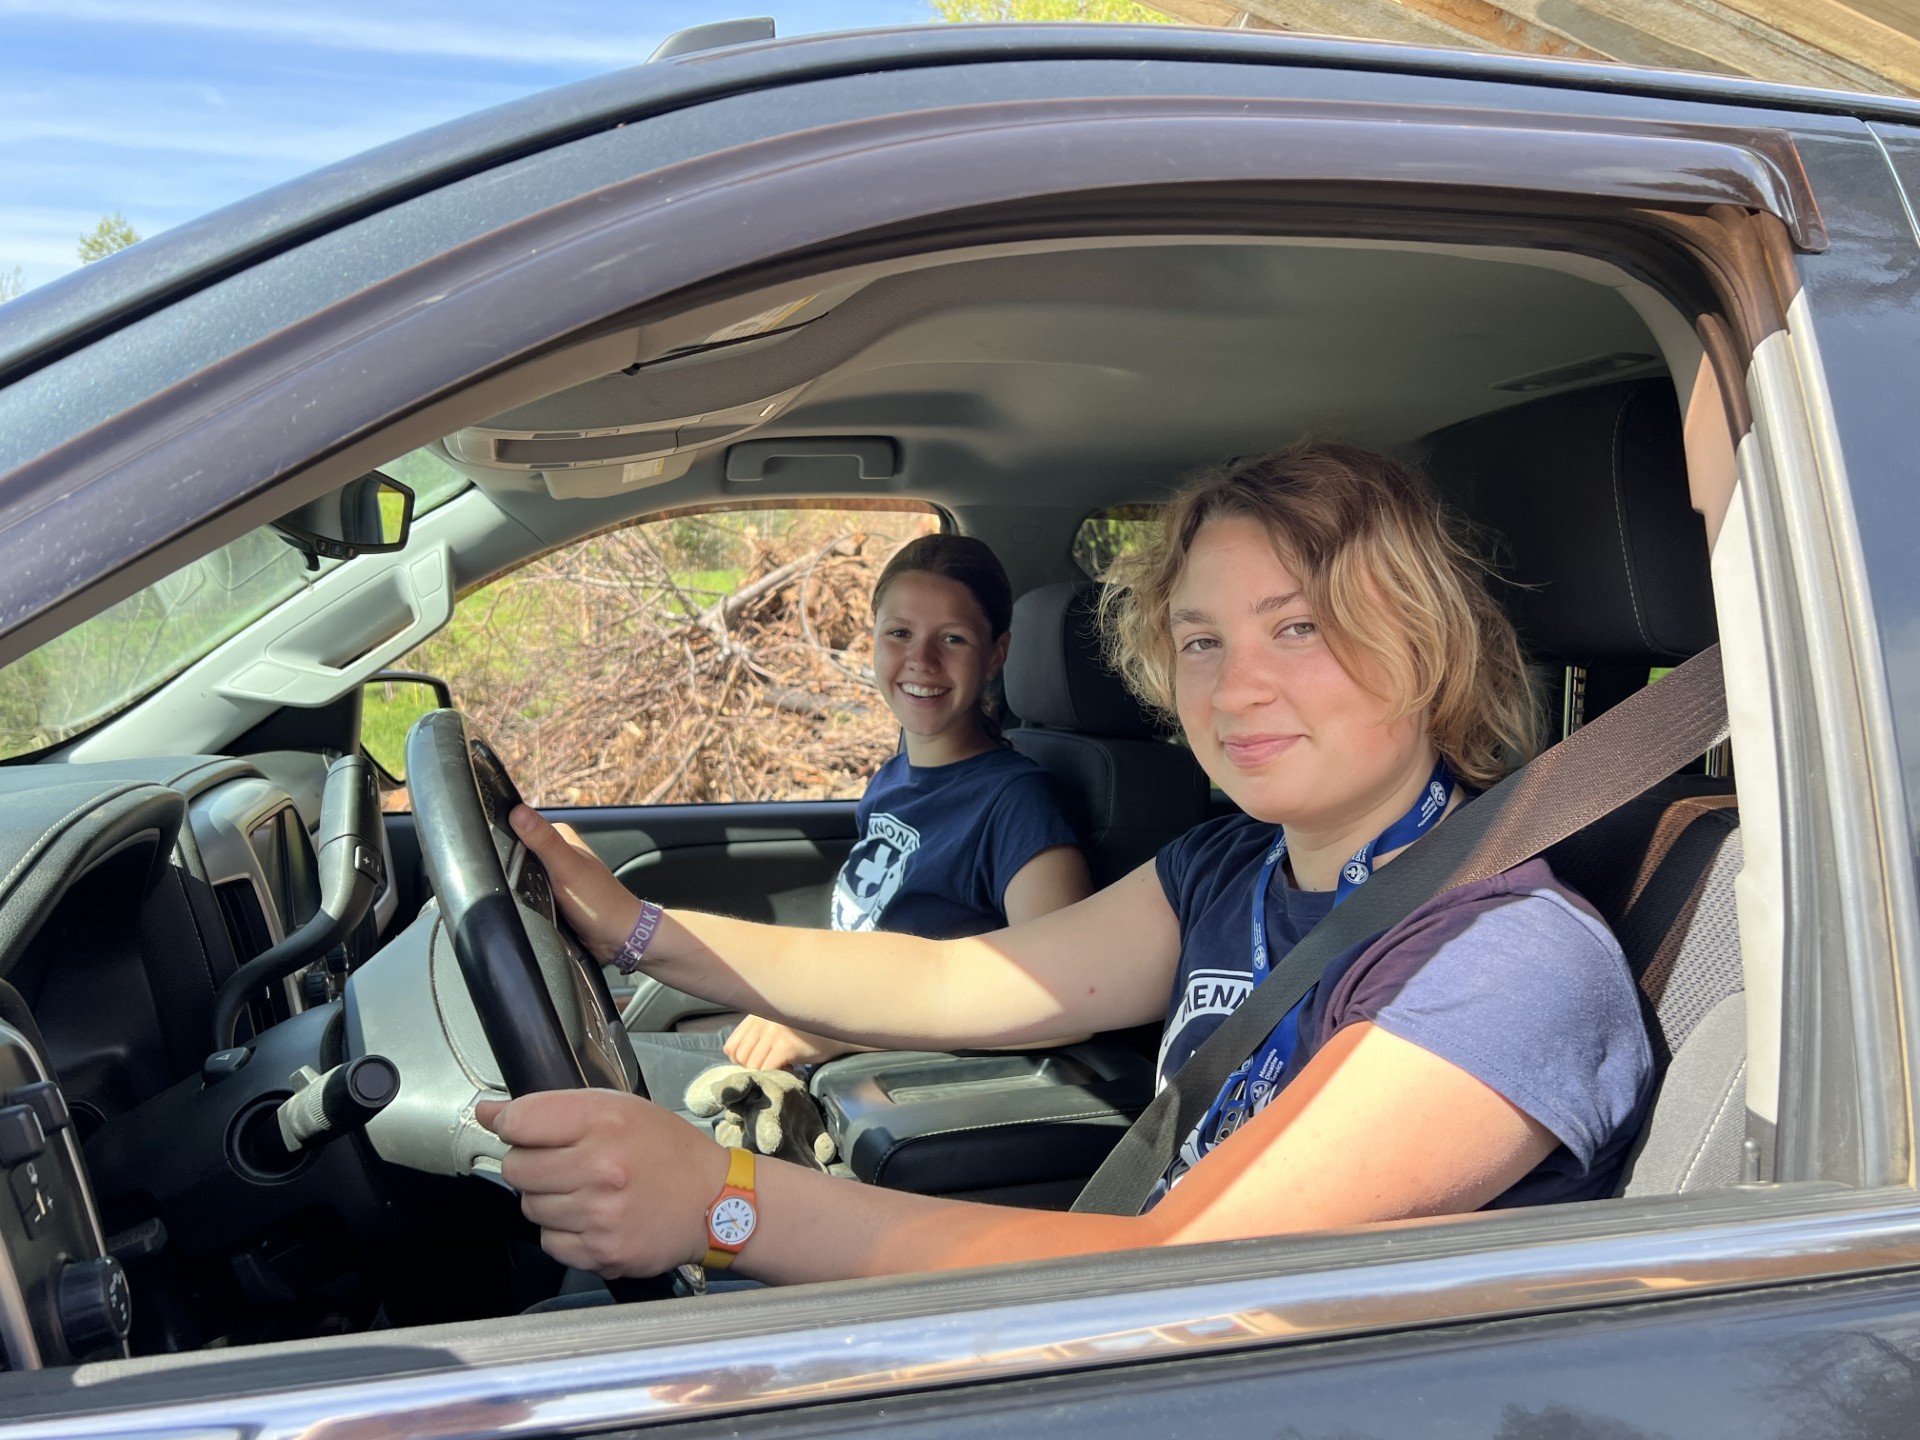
[1330,890,1653,1178]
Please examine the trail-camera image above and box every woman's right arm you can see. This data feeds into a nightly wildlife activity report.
[510,805,1180,1048]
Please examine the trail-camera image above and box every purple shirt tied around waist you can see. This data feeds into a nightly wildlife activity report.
[1154,812,1654,1205]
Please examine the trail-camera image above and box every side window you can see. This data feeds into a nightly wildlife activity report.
[387,504,940,806]
[1072,504,1161,580]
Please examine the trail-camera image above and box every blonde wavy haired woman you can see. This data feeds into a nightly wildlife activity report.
[480,443,1652,1285]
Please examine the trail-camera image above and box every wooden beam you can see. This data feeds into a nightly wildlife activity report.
[1196,0,1509,52]
[1359,0,1610,58]
[1572,0,1899,90]
[1836,0,1920,40]
[1725,0,1920,91]
[1142,0,1282,26]
[1489,0,1739,71]
[1151,0,1917,93]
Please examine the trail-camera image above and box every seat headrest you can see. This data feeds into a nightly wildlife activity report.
[1004,583,1160,739]
[1424,380,1717,664]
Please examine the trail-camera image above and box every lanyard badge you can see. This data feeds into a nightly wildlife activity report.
[1175,759,1456,1183]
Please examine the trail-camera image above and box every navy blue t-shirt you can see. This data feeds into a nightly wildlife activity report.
[1155,813,1652,1205]
[831,748,1082,939]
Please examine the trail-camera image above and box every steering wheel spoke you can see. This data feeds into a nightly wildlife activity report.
[405,711,644,1098]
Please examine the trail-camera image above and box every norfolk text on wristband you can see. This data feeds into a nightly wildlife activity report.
[613,900,664,975]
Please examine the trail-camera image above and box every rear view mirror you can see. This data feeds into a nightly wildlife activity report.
[361,671,452,785]
[273,472,414,566]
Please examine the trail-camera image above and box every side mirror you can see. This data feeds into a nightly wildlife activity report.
[273,472,415,566]
[361,671,453,785]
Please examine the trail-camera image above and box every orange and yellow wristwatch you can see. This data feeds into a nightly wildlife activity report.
[703,1147,759,1270]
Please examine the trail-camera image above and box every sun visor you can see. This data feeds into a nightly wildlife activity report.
[447,384,808,500]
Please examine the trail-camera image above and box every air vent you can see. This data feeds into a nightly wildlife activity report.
[215,880,274,963]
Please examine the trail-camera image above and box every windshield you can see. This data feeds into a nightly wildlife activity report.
[0,447,470,761]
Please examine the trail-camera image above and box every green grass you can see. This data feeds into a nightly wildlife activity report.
[361,685,439,778]
[671,567,745,610]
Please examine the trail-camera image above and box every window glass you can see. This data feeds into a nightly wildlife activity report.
[0,526,326,760]
[390,503,941,806]
[382,445,470,516]
[0,444,470,761]
[1072,504,1162,580]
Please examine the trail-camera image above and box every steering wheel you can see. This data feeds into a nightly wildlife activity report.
[405,710,644,1099]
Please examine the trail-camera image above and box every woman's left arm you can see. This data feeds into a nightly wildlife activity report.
[478,1020,1555,1283]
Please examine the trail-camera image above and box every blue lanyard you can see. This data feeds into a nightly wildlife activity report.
[1169,758,1456,1189]
[1249,756,1456,981]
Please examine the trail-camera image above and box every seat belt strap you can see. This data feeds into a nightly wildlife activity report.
[1072,643,1729,1216]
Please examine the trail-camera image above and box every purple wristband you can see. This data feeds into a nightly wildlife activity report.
[613,901,664,975]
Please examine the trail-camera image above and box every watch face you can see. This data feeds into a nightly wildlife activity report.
[711,1195,757,1248]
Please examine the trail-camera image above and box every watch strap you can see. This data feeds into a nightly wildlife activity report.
[703,1146,758,1270]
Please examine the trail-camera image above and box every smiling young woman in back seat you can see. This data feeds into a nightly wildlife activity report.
[625,533,1094,1098]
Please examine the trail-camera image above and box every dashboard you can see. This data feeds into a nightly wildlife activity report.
[0,742,630,1372]
[0,752,394,1368]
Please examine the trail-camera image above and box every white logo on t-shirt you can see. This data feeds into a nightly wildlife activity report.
[1156,966,1259,1191]
[832,812,922,931]
[1155,967,1253,1082]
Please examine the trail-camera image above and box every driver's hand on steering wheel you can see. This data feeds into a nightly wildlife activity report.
[509,805,646,966]
[477,1088,728,1278]
[725,1015,860,1071]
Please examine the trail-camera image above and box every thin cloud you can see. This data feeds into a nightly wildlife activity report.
[1,114,419,168]
[0,100,476,168]
[0,0,668,66]
[0,73,521,167]
[0,206,125,270]
[0,0,936,287]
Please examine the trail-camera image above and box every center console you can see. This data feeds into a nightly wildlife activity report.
[809,1039,1154,1207]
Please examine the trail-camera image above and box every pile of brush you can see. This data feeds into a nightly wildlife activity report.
[404,509,939,807]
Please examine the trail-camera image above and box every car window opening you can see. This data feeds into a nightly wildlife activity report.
[0,185,1837,1399]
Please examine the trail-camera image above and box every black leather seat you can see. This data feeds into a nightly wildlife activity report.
[1426,379,1717,669]
[1427,378,1746,1194]
[1001,582,1210,887]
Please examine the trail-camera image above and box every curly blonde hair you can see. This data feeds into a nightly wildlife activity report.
[1097,444,1539,790]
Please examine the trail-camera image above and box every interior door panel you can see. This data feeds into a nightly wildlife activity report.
[382,799,857,928]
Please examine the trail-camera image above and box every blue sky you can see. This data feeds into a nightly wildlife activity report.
[0,1,934,292]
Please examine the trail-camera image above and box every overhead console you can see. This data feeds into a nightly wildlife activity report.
[441,263,1031,502]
